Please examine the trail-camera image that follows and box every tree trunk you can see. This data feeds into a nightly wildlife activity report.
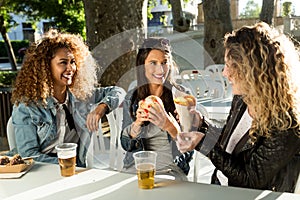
[202,0,232,66]
[83,0,147,90]
[169,0,190,32]
[260,0,275,25]
[0,16,17,71]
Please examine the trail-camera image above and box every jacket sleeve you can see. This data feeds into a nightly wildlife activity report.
[196,95,244,155]
[11,104,58,164]
[94,86,126,113]
[208,129,300,189]
[120,92,144,152]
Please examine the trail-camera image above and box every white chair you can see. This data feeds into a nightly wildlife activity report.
[205,80,225,98]
[127,80,137,91]
[180,70,225,99]
[188,151,215,183]
[6,117,16,150]
[180,70,211,98]
[205,64,232,98]
[87,105,125,171]
[107,105,125,170]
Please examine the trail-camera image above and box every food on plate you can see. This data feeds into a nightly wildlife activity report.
[173,95,196,106]
[0,154,25,166]
[139,95,164,110]
[0,156,10,165]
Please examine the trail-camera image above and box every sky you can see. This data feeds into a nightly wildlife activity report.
[239,0,300,16]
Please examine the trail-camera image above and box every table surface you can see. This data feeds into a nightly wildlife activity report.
[1,162,300,200]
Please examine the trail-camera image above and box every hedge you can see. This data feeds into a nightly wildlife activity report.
[0,40,30,57]
[0,71,18,87]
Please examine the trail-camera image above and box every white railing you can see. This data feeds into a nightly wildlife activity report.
[283,16,300,38]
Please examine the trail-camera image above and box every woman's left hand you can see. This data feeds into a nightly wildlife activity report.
[86,103,108,132]
[176,132,205,153]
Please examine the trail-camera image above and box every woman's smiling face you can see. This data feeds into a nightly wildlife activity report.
[50,48,77,89]
[144,49,170,85]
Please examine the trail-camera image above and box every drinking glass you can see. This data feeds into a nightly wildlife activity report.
[55,143,77,177]
[133,151,157,189]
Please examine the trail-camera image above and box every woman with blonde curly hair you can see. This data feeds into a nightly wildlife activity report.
[176,22,300,192]
[9,29,125,167]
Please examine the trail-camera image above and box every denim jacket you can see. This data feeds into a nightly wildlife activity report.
[10,86,125,167]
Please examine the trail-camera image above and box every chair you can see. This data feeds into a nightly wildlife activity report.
[87,105,125,171]
[6,117,16,150]
[205,64,232,98]
[188,151,215,183]
[180,70,211,99]
[127,80,137,91]
[180,70,225,99]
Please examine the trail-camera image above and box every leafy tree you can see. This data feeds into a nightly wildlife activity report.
[0,0,85,71]
[83,0,146,88]
[0,0,18,71]
[11,0,85,37]
[239,0,261,19]
[282,1,292,16]
[169,0,190,32]
[202,0,232,65]
[260,0,275,25]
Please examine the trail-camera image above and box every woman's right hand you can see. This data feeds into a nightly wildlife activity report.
[130,104,150,138]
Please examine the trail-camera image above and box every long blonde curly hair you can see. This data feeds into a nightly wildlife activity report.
[12,29,98,106]
[224,22,300,141]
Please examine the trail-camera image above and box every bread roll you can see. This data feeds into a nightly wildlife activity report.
[139,95,164,110]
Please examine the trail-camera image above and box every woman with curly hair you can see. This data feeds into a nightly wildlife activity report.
[10,29,125,167]
[176,22,300,192]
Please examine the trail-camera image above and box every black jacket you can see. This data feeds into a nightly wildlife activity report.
[201,95,300,193]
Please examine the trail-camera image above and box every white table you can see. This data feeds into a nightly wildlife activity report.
[1,162,300,200]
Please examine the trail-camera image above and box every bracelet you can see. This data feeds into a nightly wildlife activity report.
[197,116,209,134]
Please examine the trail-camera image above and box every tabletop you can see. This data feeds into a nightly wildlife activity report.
[1,162,300,200]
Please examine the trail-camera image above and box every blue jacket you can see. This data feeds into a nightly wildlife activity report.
[11,86,125,167]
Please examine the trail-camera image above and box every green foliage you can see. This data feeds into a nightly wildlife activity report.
[282,2,292,16]
[148,0,159,20]
[0,0,19,31]
[239,0,261,19]
[0,40,29,57]
[0,71,18,87]
[2,0,86,38]
[160,15,168,26]
[148,0,170,20]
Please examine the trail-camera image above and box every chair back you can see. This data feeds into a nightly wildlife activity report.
[180,70,211,98]
[180,70,225,99]
[87,105,125,171]
[205,64,232,98]
[127,80,137,91]
[6,117,16,150]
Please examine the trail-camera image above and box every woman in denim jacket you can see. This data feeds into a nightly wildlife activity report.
[10,29,125,167]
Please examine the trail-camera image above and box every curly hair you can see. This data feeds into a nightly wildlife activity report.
[11,29,98,106]
[224,22,300,141]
